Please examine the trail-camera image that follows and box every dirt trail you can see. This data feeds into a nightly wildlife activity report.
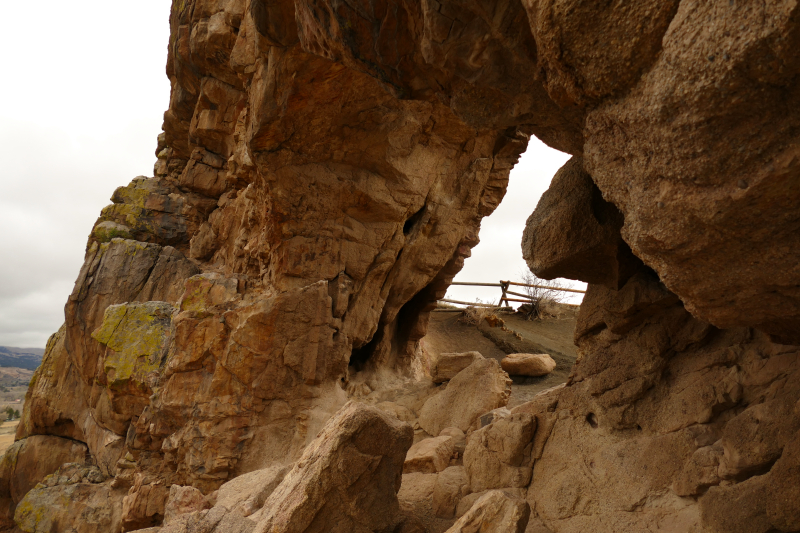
[423,308,579,408]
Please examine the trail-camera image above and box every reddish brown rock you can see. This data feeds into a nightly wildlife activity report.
[8,0,800,530]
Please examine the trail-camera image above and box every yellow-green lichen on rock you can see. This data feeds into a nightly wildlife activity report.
[91,301,174,391]
[92,221,133,243]
[179,273,239,316]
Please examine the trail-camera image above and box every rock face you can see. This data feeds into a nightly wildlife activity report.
[5,0,800,531]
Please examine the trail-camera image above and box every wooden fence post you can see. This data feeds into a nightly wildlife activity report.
[499,281,510,307]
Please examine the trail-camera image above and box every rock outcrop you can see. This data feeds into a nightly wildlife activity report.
[4,0,800,531]
[418,358,512,436]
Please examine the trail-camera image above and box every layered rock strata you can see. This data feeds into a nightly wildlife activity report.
[5,0,800,531]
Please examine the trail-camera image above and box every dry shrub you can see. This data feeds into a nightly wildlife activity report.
[518,272,566,320]
[459,299,495,326]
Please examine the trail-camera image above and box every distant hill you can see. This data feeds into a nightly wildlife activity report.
[0,347,43,371]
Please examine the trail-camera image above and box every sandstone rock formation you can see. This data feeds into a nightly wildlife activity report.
[499,353,556,377]
[4,0,800,531]
[404,436,456,474]
[254,402,413,532]
[427,351,483,384]
[418,359,512,436]
[446,490,530,533]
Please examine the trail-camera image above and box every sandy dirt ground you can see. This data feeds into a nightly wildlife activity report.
[424,307,578,408]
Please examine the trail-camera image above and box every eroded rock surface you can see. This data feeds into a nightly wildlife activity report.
[5,0,800,531]
[254,402,412,532]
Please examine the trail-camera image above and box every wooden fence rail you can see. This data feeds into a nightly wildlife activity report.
[442,280,586,309]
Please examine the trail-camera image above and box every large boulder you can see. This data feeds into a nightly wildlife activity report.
[419,359,512,436]
[0,435,89,504]
[522,156,634,288]
[253,402,413,532]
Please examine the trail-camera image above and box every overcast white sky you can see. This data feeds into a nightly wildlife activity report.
[0,1,580,349]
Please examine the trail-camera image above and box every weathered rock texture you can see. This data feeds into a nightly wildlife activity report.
[5,0,800,531]
[523,159,800,531]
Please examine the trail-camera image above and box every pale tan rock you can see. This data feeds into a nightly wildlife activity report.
[464,413,536,492]
[419,359,512,436]
[429,351,483,384]
[478,408,511,429]
[404,436,455,474]
[432,466,469,519]
[439,427,466,457]
[455,489,525,519]
[164,485,210,524]
[446,489,530,533]
[214,464,290,517]
[0,435,89,505]
[159,506,256,533]
[500,354,556,377]
[253,402,413,533]
[121,474,170,531]
[376,402,416,423]
[397,472,437,514]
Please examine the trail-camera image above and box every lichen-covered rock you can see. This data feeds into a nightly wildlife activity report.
[419,359,512,436]
[92,301,174,395]
[10,0,800,529]
[253,402,413,533]
[14,464,124,533]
